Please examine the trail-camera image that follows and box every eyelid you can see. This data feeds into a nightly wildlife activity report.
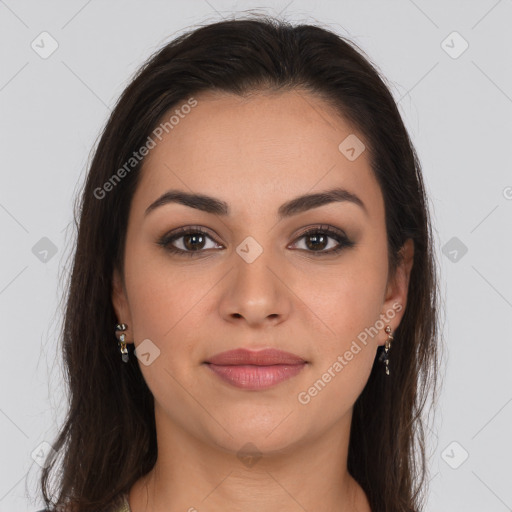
[292,223,347,240]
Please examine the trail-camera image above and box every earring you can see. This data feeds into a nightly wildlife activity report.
[115,323,129,363]
[379,325,394,376]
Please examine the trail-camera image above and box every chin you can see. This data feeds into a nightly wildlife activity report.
[206,422,306,457]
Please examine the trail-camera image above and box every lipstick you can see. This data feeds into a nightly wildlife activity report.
[204,348,307,390]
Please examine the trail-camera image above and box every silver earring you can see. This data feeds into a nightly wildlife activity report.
[115,323,129,363]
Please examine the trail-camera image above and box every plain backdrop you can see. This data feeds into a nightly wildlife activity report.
[1,1,511,511]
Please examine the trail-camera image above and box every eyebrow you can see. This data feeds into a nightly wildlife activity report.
[144,187,368,219]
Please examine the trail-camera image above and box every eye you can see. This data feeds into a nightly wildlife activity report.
[157,224,355,257]
[289,224,355,256]
[157,226,222,257]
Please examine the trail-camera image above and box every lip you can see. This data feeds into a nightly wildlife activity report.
[204,348,307,390]
[205,348,306,366]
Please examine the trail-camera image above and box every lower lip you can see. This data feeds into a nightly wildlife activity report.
[205,363,307,390]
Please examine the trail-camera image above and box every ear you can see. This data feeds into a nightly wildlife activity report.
[380,238,414,344]
[112,266,134,344]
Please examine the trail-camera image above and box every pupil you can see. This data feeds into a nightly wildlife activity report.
[306,234,327,250]
[184,234,204,251]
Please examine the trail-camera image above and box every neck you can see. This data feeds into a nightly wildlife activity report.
[128,405,371,512]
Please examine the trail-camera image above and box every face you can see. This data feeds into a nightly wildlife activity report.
[112,89,413,455]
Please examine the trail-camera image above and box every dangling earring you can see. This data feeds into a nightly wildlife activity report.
[115,323,129,363]
[380,325,394,376]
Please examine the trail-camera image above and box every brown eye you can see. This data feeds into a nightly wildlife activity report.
[158,227,223,257]
[181,232,207,251]
[157,224,355,258]
[291,225,355,256]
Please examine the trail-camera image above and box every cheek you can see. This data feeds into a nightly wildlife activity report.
[123,254,204,399]
[123,247,222,397]
[294,251,387,412]
[294,268,385,417]
[124,242,204,340]
[303,258,387,352]
[296,348,374,429]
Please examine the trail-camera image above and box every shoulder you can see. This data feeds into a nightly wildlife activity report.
[113,492,131,512]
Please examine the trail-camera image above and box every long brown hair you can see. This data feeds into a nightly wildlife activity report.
[39,15,442,512]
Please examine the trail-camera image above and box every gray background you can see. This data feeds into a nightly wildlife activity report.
[1,1,511,511]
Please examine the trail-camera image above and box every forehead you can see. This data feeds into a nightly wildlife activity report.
[132,89,383,222]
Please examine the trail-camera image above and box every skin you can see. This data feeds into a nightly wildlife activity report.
[112,89,414,512]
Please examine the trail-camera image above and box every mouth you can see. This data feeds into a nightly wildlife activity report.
[203,348,308,390]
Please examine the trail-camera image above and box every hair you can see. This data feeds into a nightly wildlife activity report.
[39,14,442,512]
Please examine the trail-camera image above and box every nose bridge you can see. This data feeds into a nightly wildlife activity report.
[233,233,278,294]
[221,233,290,324]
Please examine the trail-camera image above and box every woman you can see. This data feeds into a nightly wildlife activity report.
[37,15,441,512]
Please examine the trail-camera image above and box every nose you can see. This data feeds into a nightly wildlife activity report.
[218,246,292,328]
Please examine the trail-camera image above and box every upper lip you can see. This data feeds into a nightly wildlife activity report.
[205,348,306,366]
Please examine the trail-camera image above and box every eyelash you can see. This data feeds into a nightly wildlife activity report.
[157,224,355,258]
